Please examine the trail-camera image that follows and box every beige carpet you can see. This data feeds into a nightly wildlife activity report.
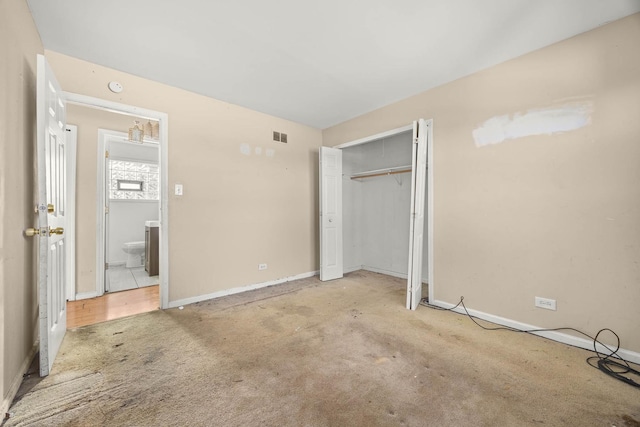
[5,271,640,426]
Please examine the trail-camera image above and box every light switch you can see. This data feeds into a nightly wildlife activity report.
[175,184,183,196]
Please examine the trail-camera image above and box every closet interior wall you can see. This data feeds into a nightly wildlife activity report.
[342,131,428,281]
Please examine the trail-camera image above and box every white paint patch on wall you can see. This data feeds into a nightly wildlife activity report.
[240,143,275,158]
[473,101,593,147]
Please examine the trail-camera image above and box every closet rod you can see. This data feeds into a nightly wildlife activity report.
[350,166,412,180]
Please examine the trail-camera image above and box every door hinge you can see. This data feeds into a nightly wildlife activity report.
[105,150,109,158]
[105,205,109,214]
[414,138,419,144]
[105,262,109,270]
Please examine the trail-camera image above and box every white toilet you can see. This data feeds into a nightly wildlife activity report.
[122,241,145,268]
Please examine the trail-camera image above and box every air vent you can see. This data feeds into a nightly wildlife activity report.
[273,130,288,143]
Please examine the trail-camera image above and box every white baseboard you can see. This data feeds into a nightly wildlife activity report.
[108,261,126,268]
[344,265,363,274]
[2,340,38,417]
[430,299,640,365]
[347,265,428,283]
[345,265,408,280]
[167,270,319,309]
[362,265,407,280]
[75,291,98,300]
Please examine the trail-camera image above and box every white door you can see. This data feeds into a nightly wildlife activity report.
[36,54,68,376]
[406,119,429,310]
[319,147,343,281]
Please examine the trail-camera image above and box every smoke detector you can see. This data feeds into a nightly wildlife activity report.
[108,81,123,93]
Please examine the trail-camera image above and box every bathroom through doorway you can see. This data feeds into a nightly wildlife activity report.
[101,130,160,294]
[64,93,169,312]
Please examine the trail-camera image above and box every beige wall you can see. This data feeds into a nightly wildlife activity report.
[324,14,640,353]
[0,0,43,414]
[48,52,323,301]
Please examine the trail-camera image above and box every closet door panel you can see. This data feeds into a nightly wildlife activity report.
[319,147,343,281]
[407,119,429,310]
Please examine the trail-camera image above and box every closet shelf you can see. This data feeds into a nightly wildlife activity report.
[350,165,412,180]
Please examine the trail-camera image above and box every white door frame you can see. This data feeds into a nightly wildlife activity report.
[65,125,77,301]
[97,129,160,294]
[64,92,170,309]
[334,122,434,308]
[426,120,434,306]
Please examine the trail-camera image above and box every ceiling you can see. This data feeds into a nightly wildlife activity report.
[26,0,640,129]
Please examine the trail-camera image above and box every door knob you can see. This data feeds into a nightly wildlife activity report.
[25,227,41,237]
[49,227,64,235]
[25,227,64,237]
[33,204,55,214]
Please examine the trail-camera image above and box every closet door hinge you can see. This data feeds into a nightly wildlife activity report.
[105,205,109,214]
[413,138,419,144]
[105,150,109,158]
[105,262,109,270]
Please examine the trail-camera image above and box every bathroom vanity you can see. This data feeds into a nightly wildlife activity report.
[145,221,159,276]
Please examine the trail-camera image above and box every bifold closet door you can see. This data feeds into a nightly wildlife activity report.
[319,147,343,281]
[406,119,430,310]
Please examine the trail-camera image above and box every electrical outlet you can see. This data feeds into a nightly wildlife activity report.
[258,263,267,270]
[535,296,556,311]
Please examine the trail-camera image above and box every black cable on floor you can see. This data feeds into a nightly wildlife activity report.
[420,296,640,389]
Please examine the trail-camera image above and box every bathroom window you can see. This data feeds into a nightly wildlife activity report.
[117,179,144,191]
[109,160,159,200]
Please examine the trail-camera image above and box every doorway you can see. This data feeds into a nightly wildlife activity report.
[64,93,169,309]
[101,130,160,293]
[319,120,434,309]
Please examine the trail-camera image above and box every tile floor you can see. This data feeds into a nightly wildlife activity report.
[107,266,158,292]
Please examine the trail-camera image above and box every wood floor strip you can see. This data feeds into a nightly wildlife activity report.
[67,285,159,329]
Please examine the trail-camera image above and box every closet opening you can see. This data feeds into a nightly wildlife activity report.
[319,119,433,310]
[342,130,414,277]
